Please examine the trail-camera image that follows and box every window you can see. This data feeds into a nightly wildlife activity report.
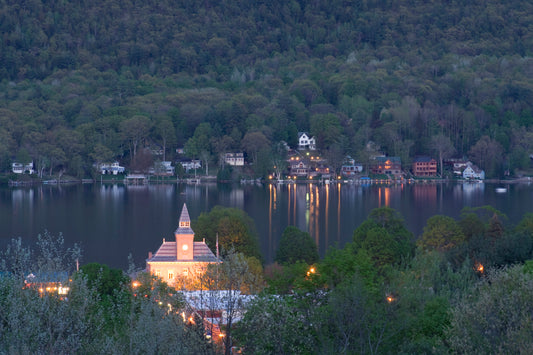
[183,269,188,276]
[168,271,174,280]
[155,270,161,278]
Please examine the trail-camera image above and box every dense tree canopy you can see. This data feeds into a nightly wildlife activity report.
[192,206,262,261]
[275,226,319,265]
[0,0,532,178]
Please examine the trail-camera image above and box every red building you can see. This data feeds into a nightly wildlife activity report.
[412,157,437,177]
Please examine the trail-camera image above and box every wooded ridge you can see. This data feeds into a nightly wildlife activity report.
[1,0,532,178]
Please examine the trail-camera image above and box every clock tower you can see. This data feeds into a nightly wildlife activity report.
[175,204,195,261]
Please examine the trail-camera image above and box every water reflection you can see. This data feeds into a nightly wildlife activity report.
[2,182,533,270]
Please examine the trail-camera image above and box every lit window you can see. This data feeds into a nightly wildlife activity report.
[155,270,161,278]
[168,271,174,280]
[183,269,188,276]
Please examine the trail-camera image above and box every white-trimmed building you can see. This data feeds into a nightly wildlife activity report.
[298,132,316,150]
[149,161,175,176]
[224,153,244,166]
[98,162,125,175]
[146,204,219,288]
[179,160,201,172]
[463,162,485,180]
[12,162,35,174]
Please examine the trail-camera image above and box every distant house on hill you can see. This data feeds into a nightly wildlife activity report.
[297,132,316,150]
[412,156,437,177]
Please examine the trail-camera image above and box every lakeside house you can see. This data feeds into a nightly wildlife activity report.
[179,159,202,172]
[145,204,220,288]
[412,156,437,177]
[224,152,244,166]
[341,156,363,177]
[149,161,175,176]
[12,162,35,174]
[97,162,125,175]
[462,162,485,180]
[370,156,402,177]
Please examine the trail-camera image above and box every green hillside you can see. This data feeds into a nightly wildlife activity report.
[1,0,532,178]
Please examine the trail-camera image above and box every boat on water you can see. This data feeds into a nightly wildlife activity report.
[495,187,507,193]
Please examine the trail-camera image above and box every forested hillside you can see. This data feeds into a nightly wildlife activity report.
[1,0,532,178]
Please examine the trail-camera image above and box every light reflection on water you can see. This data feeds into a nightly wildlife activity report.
[0,181,530,269]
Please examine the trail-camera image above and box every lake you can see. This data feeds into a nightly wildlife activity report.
[1,181,532,270]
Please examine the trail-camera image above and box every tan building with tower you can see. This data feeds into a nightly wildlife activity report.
[146,204,219,288]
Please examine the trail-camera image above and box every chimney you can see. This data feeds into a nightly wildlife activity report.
[148,252,153,259]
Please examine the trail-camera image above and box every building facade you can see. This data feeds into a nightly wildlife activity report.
[412,157,437,177]
[297,132,316,150]
[370,156,402,176]
[146,204,219,288]
[224,152,244,166]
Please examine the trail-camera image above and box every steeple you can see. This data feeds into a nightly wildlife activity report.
[175,203,194,260]
[175,203,194,235]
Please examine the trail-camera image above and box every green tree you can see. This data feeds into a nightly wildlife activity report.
[236,294,317,355]
[154,118,176,161]
[418,215,466,252]
[430,133,455,177]
[447,265,533,354]
[275,226,319,265]
[119,115,152,163]
[241,131,270,165]
[193,206,261,260]
[353,207,414,271]
[468,135,504,177]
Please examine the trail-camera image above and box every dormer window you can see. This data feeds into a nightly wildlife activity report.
[180,221,190,228]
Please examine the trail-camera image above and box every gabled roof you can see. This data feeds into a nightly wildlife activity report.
[413,156,435,163]
[147,241,219,263]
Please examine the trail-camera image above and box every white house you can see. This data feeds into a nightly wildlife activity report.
[298,132,316,150]
[180,160,202,172]
[12,162,35,174]
[149,161,175,175]
[98,162,125,175]
[462,163,485,180]
[224,153,244,166]
[341,156,363,177]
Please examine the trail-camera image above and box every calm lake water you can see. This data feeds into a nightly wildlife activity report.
[1,181,532,270]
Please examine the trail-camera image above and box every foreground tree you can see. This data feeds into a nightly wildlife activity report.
[447,265,533,354]
[275,226,319,265]
[196,250,264,355]
[418,215,466,252]
[353,207,414,272]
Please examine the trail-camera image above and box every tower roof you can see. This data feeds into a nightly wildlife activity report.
[175,203,194,235]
